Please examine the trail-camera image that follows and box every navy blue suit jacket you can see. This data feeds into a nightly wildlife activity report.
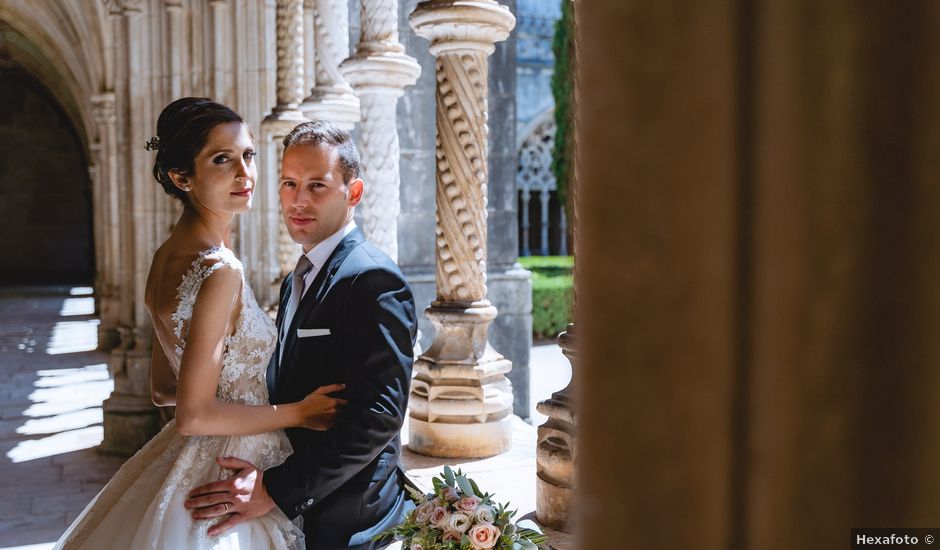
[265,228,417,549]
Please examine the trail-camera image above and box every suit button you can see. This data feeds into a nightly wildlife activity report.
[306,498,315,505]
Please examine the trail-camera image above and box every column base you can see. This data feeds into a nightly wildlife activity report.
[407,414,512,458]
[536,471,573,532]
[99,392,162,457]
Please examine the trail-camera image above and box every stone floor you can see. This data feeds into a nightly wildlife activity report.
[0,286,571,549]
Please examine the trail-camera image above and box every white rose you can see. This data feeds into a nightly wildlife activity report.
[415,501,435,525]
[445,511,472,533]
[429,506,449,529]
[409,542,424,550]
[468,523,500,549]
[473,504,496,524]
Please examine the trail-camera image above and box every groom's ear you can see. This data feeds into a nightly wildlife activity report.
[346,178,363,207]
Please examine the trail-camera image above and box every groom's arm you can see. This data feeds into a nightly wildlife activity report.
[264,266,417,518]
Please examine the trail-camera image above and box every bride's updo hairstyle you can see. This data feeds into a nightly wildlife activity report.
[151,97,244,204]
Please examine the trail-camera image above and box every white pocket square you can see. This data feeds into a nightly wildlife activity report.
[296,328,331,338]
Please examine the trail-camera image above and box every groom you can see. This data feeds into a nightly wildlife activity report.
[185,121,417,549]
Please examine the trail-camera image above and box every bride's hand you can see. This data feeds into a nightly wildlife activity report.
[296,383,347,430]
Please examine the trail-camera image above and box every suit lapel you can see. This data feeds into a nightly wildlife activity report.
[268,276,292,399]
[276,228,366,394]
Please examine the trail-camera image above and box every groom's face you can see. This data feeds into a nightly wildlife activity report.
[279,143,363,252]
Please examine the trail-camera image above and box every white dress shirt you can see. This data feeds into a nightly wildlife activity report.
[297,218,357,300]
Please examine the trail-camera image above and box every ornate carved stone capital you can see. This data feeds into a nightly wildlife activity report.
[115,0,146,13]
[410,0,515,55]
[91,92,117,125]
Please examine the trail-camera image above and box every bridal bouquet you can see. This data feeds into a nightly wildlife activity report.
[378,466,546,550]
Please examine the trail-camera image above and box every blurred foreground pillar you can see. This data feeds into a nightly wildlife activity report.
[575,1,940,549]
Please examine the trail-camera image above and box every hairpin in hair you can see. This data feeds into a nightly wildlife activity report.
[145,136,160,151]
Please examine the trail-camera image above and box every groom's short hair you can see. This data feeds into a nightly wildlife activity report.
[282,121,361,184]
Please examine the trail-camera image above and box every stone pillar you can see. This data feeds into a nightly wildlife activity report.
[209,0,230,102]
[165,0,184,99]
[263,0,309,302]
[340,0,420,261]
[406,0,516,458]
[91,92,120,351]
[303,0,316,94]
[101,0,162,456]
[537,2,577,530]
[300,0,359,129]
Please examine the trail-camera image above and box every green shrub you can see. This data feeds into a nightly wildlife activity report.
[520,256,573,340]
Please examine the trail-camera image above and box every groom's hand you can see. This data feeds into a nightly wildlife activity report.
[184,456,276,537]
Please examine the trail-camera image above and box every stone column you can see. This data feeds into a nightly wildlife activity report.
[101,0,162,456]
[165,0,184,99]
[300,0,359,129]
[263,0,309,302]
[91,92,120,351]
[209,0,230,102]
[339,0,420,261]
[303,0,316,95]
[406,0,516,458]
[537,1,577,530]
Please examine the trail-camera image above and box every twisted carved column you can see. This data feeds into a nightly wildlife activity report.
[536,0,578,531]
[301,0,359,129]
[264,0,309,299]
[340,0,420,261]
[407,0,516,458]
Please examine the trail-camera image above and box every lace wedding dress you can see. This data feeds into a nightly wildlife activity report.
[55,247,303,550]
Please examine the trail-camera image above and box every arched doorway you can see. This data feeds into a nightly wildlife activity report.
[0,63,94,284]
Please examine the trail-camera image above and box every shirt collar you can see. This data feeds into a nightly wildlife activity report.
[304,218,357,273]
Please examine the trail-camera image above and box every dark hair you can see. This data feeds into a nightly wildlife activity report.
[282,120,360,184]
[151,97,244,204]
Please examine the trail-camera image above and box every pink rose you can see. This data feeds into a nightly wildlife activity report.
[445,511,472,533]
[468,523,500,549]
[429,506,449,528]
[441,486,460,502]
[442,530,463,543]
[415,501,435,525]
[456,495,482,513]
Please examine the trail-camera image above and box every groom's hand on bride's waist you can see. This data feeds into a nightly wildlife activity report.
[184,456,276,537]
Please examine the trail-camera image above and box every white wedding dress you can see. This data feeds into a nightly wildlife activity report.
[55,247,303,550]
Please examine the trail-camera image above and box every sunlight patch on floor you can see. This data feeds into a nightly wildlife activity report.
[45,319,99,355]
[6,426,104,463]
[58,297,95,317]
[68,287,94,296]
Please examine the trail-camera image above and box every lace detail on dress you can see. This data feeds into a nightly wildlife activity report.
[55,245,298,549]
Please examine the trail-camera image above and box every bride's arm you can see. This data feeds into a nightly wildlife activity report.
[150,342,177,406]
[174,264,340,436]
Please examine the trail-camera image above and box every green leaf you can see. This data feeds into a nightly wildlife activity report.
[443,465,456,487]
[433,477,443,491]
[468,477,483,497]
[456,475,475,497]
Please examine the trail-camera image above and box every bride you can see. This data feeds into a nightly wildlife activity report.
[54,97,346,549]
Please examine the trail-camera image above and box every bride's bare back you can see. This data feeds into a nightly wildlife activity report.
[145,232,240,378]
